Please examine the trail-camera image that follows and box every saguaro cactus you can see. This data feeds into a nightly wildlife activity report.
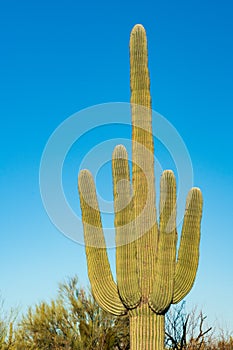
[78,24,203,350]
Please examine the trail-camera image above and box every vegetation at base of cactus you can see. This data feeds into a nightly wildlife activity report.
[12,277,130,350]
[78,24,203,350]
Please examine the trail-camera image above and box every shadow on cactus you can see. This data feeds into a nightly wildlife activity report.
[78,24,203,350]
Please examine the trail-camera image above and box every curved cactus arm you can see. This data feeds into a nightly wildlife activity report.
[149,170,177,313]
[78,170,127,315]
[130,24,158,297]
[112,145,141,309]
[173,188,203,304]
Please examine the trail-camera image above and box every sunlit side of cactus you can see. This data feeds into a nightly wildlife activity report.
[78,24,203,350]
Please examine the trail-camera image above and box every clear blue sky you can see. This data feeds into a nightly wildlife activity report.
[1,0,233,332]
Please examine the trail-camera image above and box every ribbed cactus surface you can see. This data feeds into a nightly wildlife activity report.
[78,24,203,350]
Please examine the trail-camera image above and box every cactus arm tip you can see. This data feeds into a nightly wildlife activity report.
[131,24,146,33]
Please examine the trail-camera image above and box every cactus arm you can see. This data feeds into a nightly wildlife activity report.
[130,24,158,298]
[78,170,127,315]
[149,170,177,313]
[112,145,141,309]
[173,188,203,304]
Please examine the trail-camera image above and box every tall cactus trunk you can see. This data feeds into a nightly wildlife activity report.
[130,309,165,350]
[78,24,203,350]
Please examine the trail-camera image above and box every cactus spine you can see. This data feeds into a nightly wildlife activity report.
[78,24,203,350]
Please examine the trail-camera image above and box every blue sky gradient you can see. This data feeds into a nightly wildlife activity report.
[1,0,233,331]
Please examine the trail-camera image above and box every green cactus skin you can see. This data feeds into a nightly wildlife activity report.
[78,24,203,350]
